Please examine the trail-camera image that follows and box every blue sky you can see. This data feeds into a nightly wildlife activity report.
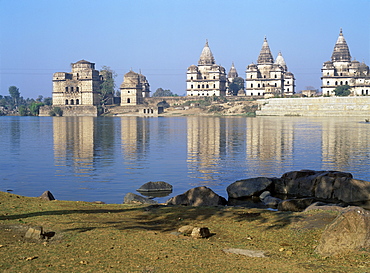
[0,0,369,98]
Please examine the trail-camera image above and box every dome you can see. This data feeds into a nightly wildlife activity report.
[227,62,238,78]
[198,40,216,65]
[187,65,198,72]
[257,37,274,64]
[275,52,287,71]
[331,29,351,62]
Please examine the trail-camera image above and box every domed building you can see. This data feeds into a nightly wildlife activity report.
[120,70,144,106]
[52,59,102,106]
[245,37,295,97]
[186,41,227,96]
[321,29,370,96]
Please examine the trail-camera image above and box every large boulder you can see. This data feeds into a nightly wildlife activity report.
[227,177,274,199]
[123,193,158,205]
[166,186,227,206]
[39,191,55,201]
[316,206,370,256]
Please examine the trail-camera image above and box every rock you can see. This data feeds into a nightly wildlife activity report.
[39,191,55,201]
[123,193,158,205]
[223,248,266,258]
[277,198,316,212]
[137,181,173,192]
[262,196,282,209]
[191,227,210,239]
[178,225,194,235]
[304,202,346,212]
[25,226,43,240]
[165,186,227,206]
[316,206,370,256]
[259,191,271,200]
[227,177,274,199]
[278,170,353,198]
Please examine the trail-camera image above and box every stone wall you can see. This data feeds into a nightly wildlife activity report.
[256,97,370,116]
[39,105,98,117]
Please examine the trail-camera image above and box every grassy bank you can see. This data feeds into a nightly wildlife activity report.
[0,191,369,272]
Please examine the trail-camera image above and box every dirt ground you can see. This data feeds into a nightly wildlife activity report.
[0,191,369,272]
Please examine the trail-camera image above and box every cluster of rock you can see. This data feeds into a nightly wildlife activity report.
[125,170,370,211]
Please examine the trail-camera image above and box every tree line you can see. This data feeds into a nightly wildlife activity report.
[0,86,52,116]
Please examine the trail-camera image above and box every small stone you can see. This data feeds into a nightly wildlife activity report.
[25,226,43,239]
[286,250,293,255]
[279,248,285,252]
[223,248,266,258]
[191,227,210,239]
[178,225,194,235]
[26,256,38,261]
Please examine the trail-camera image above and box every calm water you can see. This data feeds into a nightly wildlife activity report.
[1,116,370,204]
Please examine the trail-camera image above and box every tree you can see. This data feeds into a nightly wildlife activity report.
[18,105,28,116]
[99,66,117,105]
[334,85,351,96]
[152,88,176,97]
[43,97,52,106]
[228,77,245,96]
[29,102,44,116]
[8,86,20,106]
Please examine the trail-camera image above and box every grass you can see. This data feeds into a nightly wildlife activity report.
[0,191,369,272]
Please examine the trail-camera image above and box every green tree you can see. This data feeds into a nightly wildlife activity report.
[49,107,63,116]
[8,86,20,106]
[29,102,44,116]
[99,66,117,106]
[228,77,245,96]
[43,97,52,106]
[152,88,176,97]
[334,85,351,96]
[18,105,28,116]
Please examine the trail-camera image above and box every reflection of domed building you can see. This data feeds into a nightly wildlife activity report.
[321,29,370,96]
[186,41,227,96]
[245,38,295,97]
[120,70,150,105]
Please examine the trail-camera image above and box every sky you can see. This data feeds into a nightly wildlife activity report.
[0,0,369,98]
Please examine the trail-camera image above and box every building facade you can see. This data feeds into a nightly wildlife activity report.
[321,29,370,96]
[120,70,150,105]
[52,60,102,106]
[245,37,295,97]
[186,41,227,97]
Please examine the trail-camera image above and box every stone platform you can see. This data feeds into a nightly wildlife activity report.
[256,97,370,116]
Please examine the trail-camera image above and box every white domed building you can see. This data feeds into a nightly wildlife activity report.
[186,41,227,97]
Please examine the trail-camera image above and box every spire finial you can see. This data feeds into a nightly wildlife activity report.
[340,28,343,35]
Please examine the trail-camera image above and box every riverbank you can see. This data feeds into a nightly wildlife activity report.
[1,191,369,272]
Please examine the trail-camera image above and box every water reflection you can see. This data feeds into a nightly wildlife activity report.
[53,117,95,174]
[40,115,370,202]
[121,117,150,163]
[187,117,224,181]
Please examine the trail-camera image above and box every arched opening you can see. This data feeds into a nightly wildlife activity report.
[70,99,74,105]
[65,100,69,105]
[258,84,260,88]
[327,81,330,85]
[76,99,79,105]
[127,98,131,103]
[206,84,209,88]
[251,84,253,88]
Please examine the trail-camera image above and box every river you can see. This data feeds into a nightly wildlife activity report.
[1,116,370,204]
